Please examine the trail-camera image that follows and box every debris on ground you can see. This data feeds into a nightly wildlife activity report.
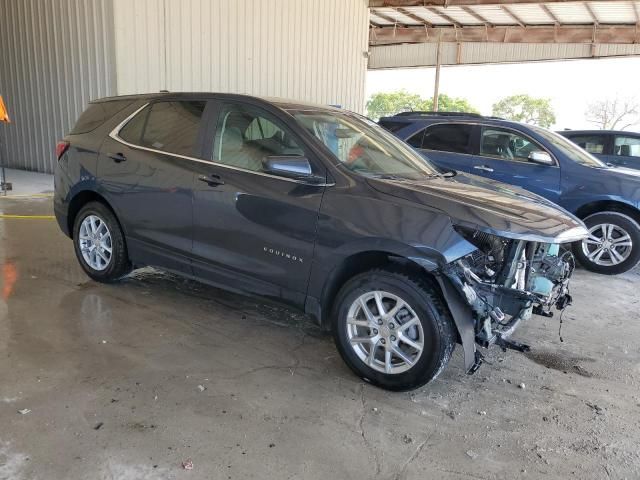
[94,422,104,430]
[478,411,487,416]
[197,385,206,392]
[402,434,413,444]
[586,402,605,415]
[466,450,479,459]
[519,383,526,390]
[182,458,193,470]
[18,408,31,415]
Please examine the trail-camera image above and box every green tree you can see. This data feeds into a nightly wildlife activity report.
[492,94,556,128]
[366,91,478,120]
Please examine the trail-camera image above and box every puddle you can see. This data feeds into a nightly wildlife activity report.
[524,349,596,377]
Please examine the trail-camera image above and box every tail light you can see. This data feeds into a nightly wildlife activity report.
[55,141,70,161]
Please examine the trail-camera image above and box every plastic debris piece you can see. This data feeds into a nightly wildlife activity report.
[18,408,31,415]
[182,458,193,470]
[197,385,206,392]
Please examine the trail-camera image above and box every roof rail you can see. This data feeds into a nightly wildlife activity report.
[393,111,483,118]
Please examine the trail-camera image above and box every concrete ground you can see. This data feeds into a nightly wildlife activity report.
[1,171,639,480]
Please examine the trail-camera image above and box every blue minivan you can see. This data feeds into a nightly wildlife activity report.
[381,112,640,275]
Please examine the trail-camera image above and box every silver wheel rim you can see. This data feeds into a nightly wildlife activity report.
[581,223,632,267]
[346,290,425,375]
[78,214,113,271]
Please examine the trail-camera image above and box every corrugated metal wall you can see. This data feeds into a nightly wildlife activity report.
[113,0,370,113]
[0,0,117,174]
[369,42,640,69]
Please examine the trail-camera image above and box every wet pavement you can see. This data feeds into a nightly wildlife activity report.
[1,194,640,480]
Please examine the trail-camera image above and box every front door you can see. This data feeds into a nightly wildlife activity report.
[98,99,209,273]
[469,126,562,203]
[191,101,326,306]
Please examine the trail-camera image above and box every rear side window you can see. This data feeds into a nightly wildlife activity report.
[566,134,607,154]
[70,100,132,134]
[614,136,640,158]
[118,101,206,157]
[419,124,473,154]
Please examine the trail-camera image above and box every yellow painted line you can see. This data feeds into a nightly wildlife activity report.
[0,193,54,199]
[0,214,55,219]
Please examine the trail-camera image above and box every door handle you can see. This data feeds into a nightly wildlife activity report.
[198,174,225,187]
[108,152,127,163]
[474,165,494,173]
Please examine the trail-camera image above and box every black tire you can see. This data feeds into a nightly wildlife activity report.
[72,201,132,282]
[332,268,455,391]
[572,211,640,275]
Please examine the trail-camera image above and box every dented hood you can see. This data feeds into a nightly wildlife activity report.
[367,172,588,244]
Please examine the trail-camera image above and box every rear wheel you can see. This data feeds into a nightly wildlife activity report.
[332,269,455,391]
[73,202,132,282]
[573,211,640,275]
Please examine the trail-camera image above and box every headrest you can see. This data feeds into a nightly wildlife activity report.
[223,126,244,152]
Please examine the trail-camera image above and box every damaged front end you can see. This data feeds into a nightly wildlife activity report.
[441,226,586,373]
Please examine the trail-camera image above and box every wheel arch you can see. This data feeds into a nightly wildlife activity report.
[315,250,442,331]
[67,190,125,239]
[574,200,640,226]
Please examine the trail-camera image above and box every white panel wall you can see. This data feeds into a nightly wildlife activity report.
[114,0,369,112]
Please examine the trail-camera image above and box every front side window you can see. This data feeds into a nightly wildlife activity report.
[480,127,545,163]
[213,103,305,172]
[419,124,473,154]
[566,134,607,154]
[289,109,440,179]
[119,101,206,157]
[614,136,640,158]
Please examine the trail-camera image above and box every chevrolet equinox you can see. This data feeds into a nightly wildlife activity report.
[54,93,587,391]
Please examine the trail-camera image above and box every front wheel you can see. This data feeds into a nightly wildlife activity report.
[573,212,640,275]
[332,269,455,391]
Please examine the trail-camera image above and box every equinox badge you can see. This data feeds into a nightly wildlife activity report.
[263,246,303,263]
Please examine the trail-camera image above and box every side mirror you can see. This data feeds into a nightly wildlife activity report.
[528,151,554,165]
[263,156,315,179]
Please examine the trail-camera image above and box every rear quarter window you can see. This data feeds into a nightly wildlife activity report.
[70,100,132,134]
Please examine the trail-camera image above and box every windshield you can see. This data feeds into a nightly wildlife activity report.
[532,126,607,168]
[288,109,441,179]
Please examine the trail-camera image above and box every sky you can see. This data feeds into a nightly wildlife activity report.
[366,56,640,131]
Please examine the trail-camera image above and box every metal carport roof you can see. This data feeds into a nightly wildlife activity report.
[368,1,640,68]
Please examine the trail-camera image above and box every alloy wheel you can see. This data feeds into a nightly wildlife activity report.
[581,223,633,266]
[78,214,113,271]
[346,290,425,374]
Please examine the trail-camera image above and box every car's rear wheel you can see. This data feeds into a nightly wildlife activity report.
[73,202,132,282]
[332,269,455,391]
[573,211,640,275]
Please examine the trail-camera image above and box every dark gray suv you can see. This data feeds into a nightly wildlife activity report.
[54,93,587,391]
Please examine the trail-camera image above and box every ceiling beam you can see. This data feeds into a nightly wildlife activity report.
[540,4,561,24]
[396,7,432,26]
[426,7,462,27]
[501,5,525,27]
[461,6,493,25]
[584,2,599,24]
[369,24,640,45]
[371,9,401,24]
[370,0,592,6]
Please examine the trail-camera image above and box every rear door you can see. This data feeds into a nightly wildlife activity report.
[190,100,326,306]
[98,99,209,273]
[407,123,478,174]
[467,126,561,202]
